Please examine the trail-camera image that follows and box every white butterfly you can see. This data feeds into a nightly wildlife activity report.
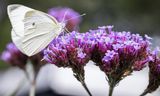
[7,4,65,56]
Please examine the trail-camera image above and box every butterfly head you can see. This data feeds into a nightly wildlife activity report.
[59,22,66,29]
[58,22,67,33]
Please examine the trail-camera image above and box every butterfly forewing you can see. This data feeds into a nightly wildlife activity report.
[8,4,33,37]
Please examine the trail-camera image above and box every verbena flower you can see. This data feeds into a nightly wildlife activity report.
[141,47,160,96]
[102,50,119,72]
[48,7,81,31]
[1,42,46,79]
[44,25,152,96]
[44,31,93,96]
[44,31,94,67]
[90,26,151,73]
[43,43,69,67]
[88,26,152,96]
[0,43,28,69]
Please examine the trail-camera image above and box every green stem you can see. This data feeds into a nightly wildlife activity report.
[109,84,115,96]
[81,81,92,96]
[140,89,149,96]
[29,78,36,96]
[72,66,92,96]
[29,63,39,96]
[107,77,117,96]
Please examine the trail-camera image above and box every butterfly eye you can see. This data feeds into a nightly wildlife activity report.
[32,22,35,26]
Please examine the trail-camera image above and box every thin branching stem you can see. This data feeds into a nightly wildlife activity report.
[140,89,149,96]
[108,83,115,96]
[80,80,92,96]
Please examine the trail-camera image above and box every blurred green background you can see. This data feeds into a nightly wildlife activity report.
[0,0,160,69]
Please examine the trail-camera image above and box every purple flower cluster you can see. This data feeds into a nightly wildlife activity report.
[86,26,151,75]
[43,26,152,96]
[102,50,119,72]
[48,7,81,31]
[43,31,94,67]
[0,43,28,69]
[0,42,45,70]
[43,32,95,96]
[44,26,152,75]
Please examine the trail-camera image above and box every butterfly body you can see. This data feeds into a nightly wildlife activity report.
[7,4,64,56]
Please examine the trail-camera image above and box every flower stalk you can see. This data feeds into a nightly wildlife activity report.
[28,64,39,96]
[107,75,119,96]
[28,52,44,96]
[140,89,149,96]
[29,78,36,96]
[72,65,92,96]
[81,81,92,96]
[108,83,115,96]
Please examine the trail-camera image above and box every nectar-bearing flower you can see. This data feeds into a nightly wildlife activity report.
[44,25,153,96]
[0,42,45,69]
[89,26,152,96]
[44,43,69,67]
[102,50,119,72]
[44,31,93,96]
[141,47,160,96]
[0,43,28,69]
[44,31,93,66]
[48,7,81,31]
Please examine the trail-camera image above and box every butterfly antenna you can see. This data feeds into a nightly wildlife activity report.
[63,13,86,34]
[64,27,70,33]
[61,9,69,36]
[62,9,69,23]
[64,13,86,23]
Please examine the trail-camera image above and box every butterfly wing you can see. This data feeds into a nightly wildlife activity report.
[8,4,33,53]
[8,4,63,56]
[22,10,62,56]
